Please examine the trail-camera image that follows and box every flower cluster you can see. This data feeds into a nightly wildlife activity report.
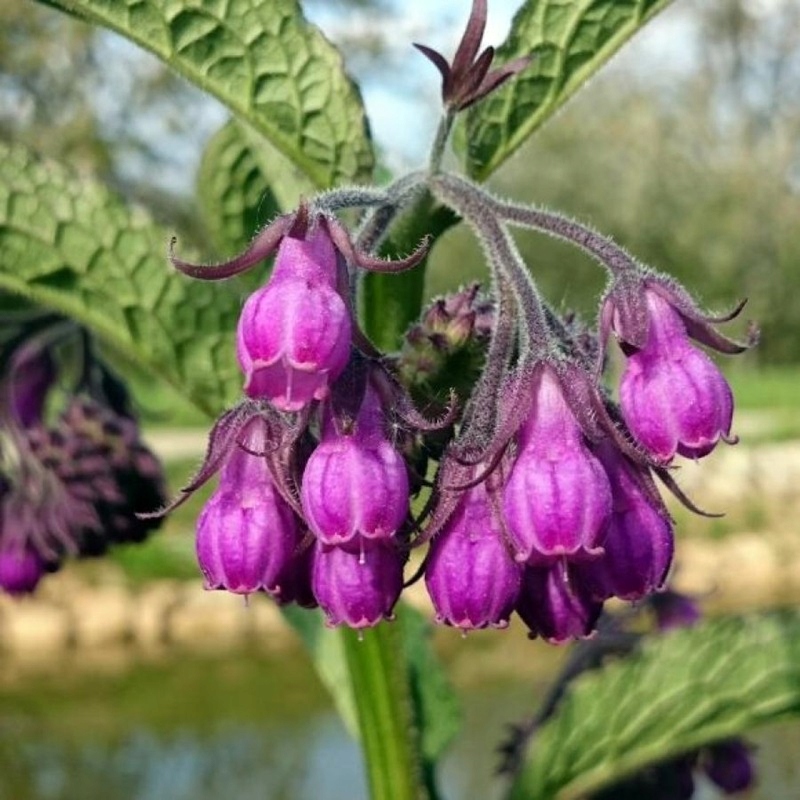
[0,320,167,596]
[168,208,442,628]
[166,0,754,639]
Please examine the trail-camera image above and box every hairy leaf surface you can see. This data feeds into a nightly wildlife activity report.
[37,0,374,188]
[509,612,800,799]
[0,142,246,414]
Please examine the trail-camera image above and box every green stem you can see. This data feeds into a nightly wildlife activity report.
[428,111,455,176]
[342,622,428,800]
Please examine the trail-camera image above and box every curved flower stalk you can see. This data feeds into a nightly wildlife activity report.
[438,173,755,462]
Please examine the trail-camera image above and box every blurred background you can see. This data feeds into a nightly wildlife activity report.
[2,1,800,798]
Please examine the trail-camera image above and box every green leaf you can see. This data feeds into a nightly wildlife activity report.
[361,194,458,350]
[509,612,800,800]
[0,141,244,415]
[464,0,674,180]
[37,0,374,188]
[197,119,280,255]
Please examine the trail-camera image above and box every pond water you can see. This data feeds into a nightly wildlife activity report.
[0,636,797,800]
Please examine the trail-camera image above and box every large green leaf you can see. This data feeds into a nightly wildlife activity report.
[0,141,244,415]
[509,612,800,800]
[37,0,374,188]
[465,0,674,180]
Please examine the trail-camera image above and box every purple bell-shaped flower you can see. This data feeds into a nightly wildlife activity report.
[614,288,735,461]
[425,473,521,630]
[236,225,352,411]
[196,438,302,597]
[312,540,403,629]
[503,367,611,564]
[516,560,603,644]
[301,386,409,549]
[577,442,674,602]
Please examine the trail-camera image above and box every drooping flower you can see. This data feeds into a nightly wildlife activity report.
[576,441,674,602]
[170,205,428,414]
[196,431,304,596]
[236,225,352,411]
[312,540,404,629]
[502,366,611,564]
[425,466,521,630]
[0,322,167,595]
[602,282,751,461]
[516,560,603,644]
[301,384,409,549]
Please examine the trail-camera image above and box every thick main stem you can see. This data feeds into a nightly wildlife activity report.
[342,622,428,800]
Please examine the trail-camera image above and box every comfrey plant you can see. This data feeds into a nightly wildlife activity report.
[163,1,753,643]
[0,315,166,595]
[5,0,789,797]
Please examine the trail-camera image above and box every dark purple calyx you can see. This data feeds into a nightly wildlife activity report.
[413,0,531,111]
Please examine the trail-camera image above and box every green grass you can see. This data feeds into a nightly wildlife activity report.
[727,365,800,410]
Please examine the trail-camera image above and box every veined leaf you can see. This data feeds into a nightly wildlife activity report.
[0,141,245,415]
[197,119,281,256]
[37,0,374,188]
[509,612,800,800]
[465,0,674,180]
